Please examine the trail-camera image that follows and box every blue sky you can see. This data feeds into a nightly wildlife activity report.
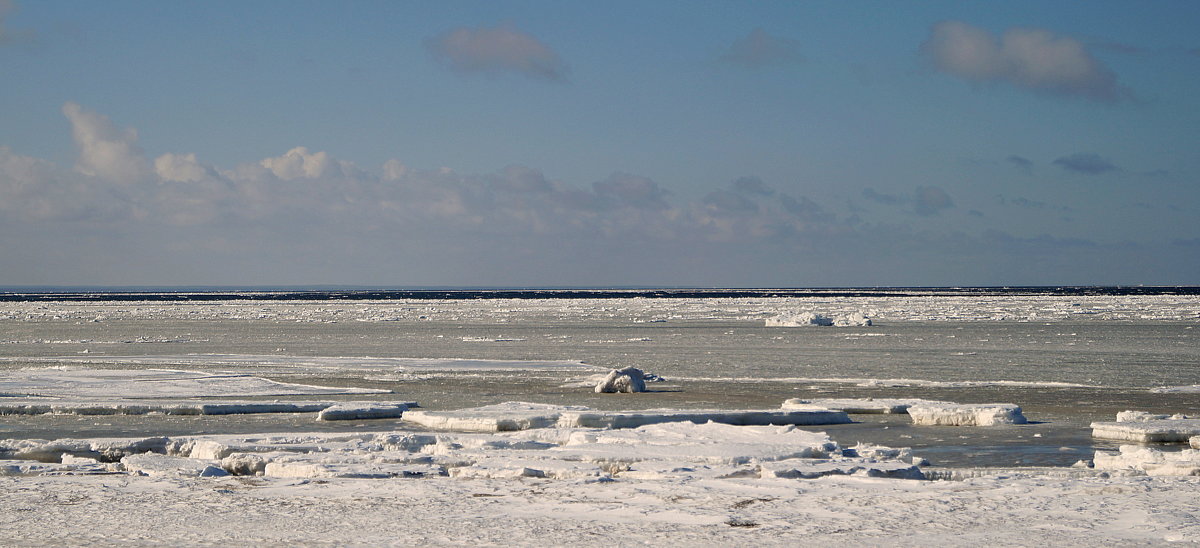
[1,1,1198,287]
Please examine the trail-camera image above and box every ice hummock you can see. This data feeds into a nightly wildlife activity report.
[594,367,647,393]
[907,403,1028,426]
[402,402,589,432]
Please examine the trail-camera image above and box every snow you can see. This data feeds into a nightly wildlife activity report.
[1093,445,1200,476]
[120,453,228,477]
[1115,410,1190,422]
[1091,418,1200,443]
[765,311,872,327]
[781,397,949,414]
[906,403,1028,426]
[593,367,647,393]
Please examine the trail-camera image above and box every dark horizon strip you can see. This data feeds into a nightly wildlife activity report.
[1,286,1198,302]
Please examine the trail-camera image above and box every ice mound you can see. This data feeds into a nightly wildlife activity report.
[907,403,1027,426]
[594,367,647,393]
[552,422,840,465]
[782,398,949,414]
[1093,445,1200,476]
[402,402,589,432]
[765,311,871,327]
[557,408,852,429]
[0,436,170,462]
[316,402,410,421]
[1091,418,1200,443]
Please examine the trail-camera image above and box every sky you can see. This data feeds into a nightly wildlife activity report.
[1,0,1199,287]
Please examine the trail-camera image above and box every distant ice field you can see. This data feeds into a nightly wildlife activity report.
[1,295,1197,468]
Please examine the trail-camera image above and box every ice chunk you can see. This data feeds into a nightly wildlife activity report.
[782,398,949,414]
[594,367,647,393]
[765,312,871,327]
[120,453,228,477]
[1192,436,1199,450]
[1091,419,1200,443]
[558,408,851,429]
[263,459,443,479]
[1093,445,1200,476]
[1115,410,1190,422]
[446,457,606,480]
[0,436,169,462]
[316,402,409,421]
[402,402,590,432]
[907,403,1027,426]
[1149,385,1200,394]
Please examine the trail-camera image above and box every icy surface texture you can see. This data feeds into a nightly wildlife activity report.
[907,403,1027,426]
[557,408,852,429]
[1091,419,1200,443]
[1116,410,1191,422]
[403,402,589,432]
[316,402,410,421]
[765,312,872,327]
[782,398,949,414]
[594,367,647,393]
[1093,445,1200,476]
[0,368,386,398]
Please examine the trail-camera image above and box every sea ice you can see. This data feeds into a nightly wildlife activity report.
[557,408,852,429]
[907,403,1028,426]
[1115,410,1190,422]
[316,402,410,421]
[593,367,647,393]
[402,402,589,432]
[0,368,387,399]
[765,311,871,327]
[1092,445,1200,476]
[781,398,949,414]
[1091,418,1200,443]
[120,453,227,477]
[551,422,840,465]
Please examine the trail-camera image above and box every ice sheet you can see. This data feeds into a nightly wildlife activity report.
[0,368,386,398]
[558,409,852,429]
[1093,445,1200,476]
[402,402,589,432]
[1091,419,1200,443]
[781,398,949,414]
[907,403,1028,426]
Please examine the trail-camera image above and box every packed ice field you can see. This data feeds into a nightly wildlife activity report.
[1,292,1198,545]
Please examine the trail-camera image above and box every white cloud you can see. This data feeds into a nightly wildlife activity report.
[382,159,408,181]
[426,23,568,81]
[61,102,150,183]
[260,146,332,180]
[921,21,1122,101]
[154,152,214,183]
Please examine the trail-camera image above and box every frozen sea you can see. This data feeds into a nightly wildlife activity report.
[2,289,1199,545]
[2,289,1197,467]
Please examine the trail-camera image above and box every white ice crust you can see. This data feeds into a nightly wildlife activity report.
[1093,445,1200,476]
[1091,418,1200,443]
[0,368,386,398]
[402,402,851,432]
[765,311,872,327]
[906,403,1028,426]
[782,398,949,414]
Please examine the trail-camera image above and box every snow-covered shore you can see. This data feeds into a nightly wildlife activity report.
[2,471,1197,546]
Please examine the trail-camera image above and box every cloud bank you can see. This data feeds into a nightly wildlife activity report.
[426,24,568,81]
[1053,153,1119,175]
[921,20,1123,101]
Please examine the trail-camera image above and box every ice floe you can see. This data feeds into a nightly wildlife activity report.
[1093,445,1200,476]
[1091,417,1200,443]
[906,403,1028,426]
[403,402,589,432]
[781,397,949,414]
[0,367,386,398]
[558,408,851,429]
[316,402,410,421]
[0,398,417,418]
